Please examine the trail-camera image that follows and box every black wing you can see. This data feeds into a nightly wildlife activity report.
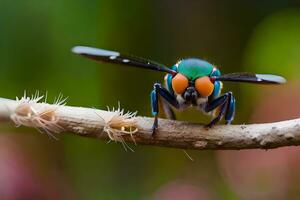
[72,46,175,74]
[214,72,286,84]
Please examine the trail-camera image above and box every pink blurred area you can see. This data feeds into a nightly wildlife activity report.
[0,134,72,200]
[250,81,300,123]
[217,82,300,199]
[152,181,211,200]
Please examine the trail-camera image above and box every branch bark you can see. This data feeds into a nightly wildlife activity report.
[0,97,300,150]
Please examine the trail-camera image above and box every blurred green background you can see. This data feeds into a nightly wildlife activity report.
[1,1,300,199]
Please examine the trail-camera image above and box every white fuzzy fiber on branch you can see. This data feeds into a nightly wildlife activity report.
[0,95,300,150]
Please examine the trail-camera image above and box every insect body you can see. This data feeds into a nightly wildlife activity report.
[159,59,228,129]
[72,46,286,133]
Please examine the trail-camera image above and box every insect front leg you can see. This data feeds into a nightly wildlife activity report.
[159,97,177,120]
[151,83,180,134]
[204,92,235,128]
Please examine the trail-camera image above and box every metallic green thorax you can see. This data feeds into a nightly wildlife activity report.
[175,59,214,80]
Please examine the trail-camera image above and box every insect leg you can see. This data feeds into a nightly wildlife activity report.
[151,83,180,134]
[225,94,235,124]
[204,92,233,127]
[159,97,176,120]
[209,81,222,101]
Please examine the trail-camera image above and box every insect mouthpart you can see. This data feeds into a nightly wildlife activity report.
[183,87,198,103]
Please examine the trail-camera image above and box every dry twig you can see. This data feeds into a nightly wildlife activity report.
[0,96,300,150]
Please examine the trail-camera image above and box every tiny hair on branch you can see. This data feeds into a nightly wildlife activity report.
[0,94,300,151]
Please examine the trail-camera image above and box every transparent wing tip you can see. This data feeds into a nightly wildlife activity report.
[256,74,287,84]
[71,46,87,54]
[71,46,120,57]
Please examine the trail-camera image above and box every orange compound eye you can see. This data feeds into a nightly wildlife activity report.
[195,76,214,97]
[172,73,189,94]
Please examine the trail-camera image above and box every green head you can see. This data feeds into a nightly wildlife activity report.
[174,58,215,80]
[167,58,219,102]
